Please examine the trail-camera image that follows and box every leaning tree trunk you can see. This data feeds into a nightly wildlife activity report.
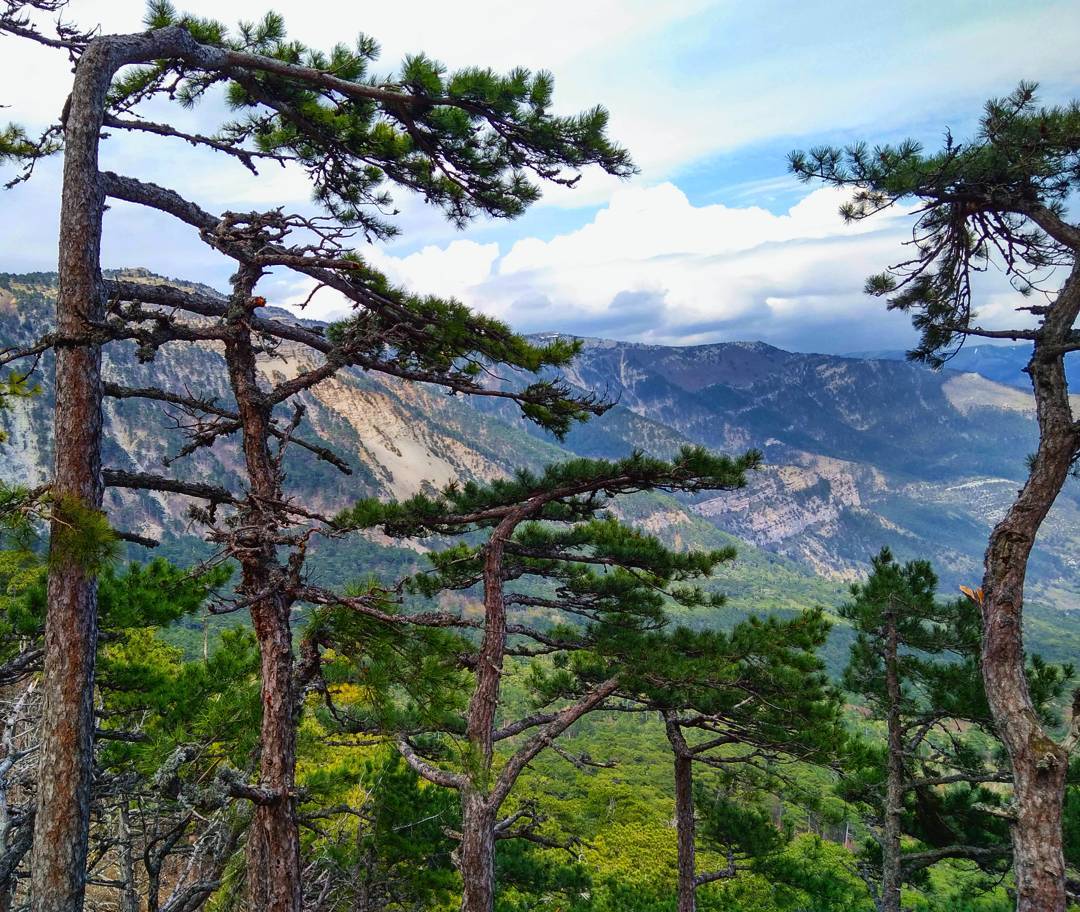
[881,602,904,912]
[980,266,1080,912]
[665,715,698,912]
[223,281,302,912]
[458,510,522,912]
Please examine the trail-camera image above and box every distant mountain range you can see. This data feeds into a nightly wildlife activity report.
[851,343,1079,390]
[494,336,1079,605]
[1,272,1077,655]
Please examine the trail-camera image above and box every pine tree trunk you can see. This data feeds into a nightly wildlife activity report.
[30,37,111,912]
[980,266,1080,912]
[245,593,300,912]
[674,753,697,912]
[465,516,514,763]
[665,714,697,912]
[1009,756,1068,912]
[223,280,301,912]
[26,29,209,911]
[457,512,521,912]
[117,806,140,912]
[881,604,904,912]
[458,790,496,912]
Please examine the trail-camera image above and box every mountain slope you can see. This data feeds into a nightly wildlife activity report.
[496,335,1080,605]
[1,272,1077,618]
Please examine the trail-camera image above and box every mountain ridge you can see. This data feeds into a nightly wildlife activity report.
[1,271,1077,619]
[850,342,1080,390]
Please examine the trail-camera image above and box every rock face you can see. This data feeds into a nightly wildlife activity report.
[0,272,563,546]
[513,335,1078,603]
[1,272,1077,610]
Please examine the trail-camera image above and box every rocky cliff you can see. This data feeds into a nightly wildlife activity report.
[2,272,1077,615]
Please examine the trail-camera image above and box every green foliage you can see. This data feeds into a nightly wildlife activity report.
[7,555,230,632]
[835,548,1075,896]
[757,835,874,911]
[0,123,41,162]
[308,589,471,737]
[842,549,1069,730]
[337,446,761,535]
[98,625,261,772]
[0,121,62,187]
[45,494,122,575]
[697,784,790,864]
[790,83,1080,364]
[0,540,259,846]
[300,750,460,910]
[120,1,633,233]
[1066,758,1080,874]
[640,609,836,724]
[495,837,592,912]
[0,370,36,441]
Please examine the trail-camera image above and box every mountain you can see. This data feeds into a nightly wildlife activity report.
[1,272,1078,641]
[851,343,1080,390]
[489,336,1080,605]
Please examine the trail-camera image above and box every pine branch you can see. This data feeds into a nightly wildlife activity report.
[491,677,620,808]
[102,469,239,506]
[900,844,1011,873]
[104,382,352,474]
[395,739,465,791]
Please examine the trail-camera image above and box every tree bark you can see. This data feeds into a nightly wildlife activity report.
[222,274,302,912]
[980,266,1080,912]
[457,511,521,912]
[881,602,903,912]
[116,806,139,912]
[30,36,110,912]
[458,789,497,912]
[27,28,212,912]
[665,714,697,912]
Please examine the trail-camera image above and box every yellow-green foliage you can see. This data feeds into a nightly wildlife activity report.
[47,494,121,574]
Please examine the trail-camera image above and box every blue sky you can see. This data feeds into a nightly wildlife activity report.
[1,0,1078,352]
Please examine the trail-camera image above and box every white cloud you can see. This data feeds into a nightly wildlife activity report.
[352,182,1034,353]
[0,0,1073,350]
[498,183,881,275]
[274,276,347,320]
[8,0,1075,208]
[272,239,500,322]
[0,0,711,146]
[364,240,500,301]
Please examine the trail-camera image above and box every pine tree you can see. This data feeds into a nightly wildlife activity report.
[300,750,460,912]
[0,3,633,909]
[655,608,840,912]
[791,85,1080,912]
[321,446,760,912]
[839,548,1072,911]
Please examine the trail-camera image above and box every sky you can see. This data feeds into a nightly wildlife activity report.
[1,0,1078,353]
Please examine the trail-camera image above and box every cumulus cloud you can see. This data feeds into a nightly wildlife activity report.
[318,184,900,349]
[499,184,881,271]
[271,239,500,322]
[365,240,501,301]
[328,182,1034,354]
[1,0,1069,350]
